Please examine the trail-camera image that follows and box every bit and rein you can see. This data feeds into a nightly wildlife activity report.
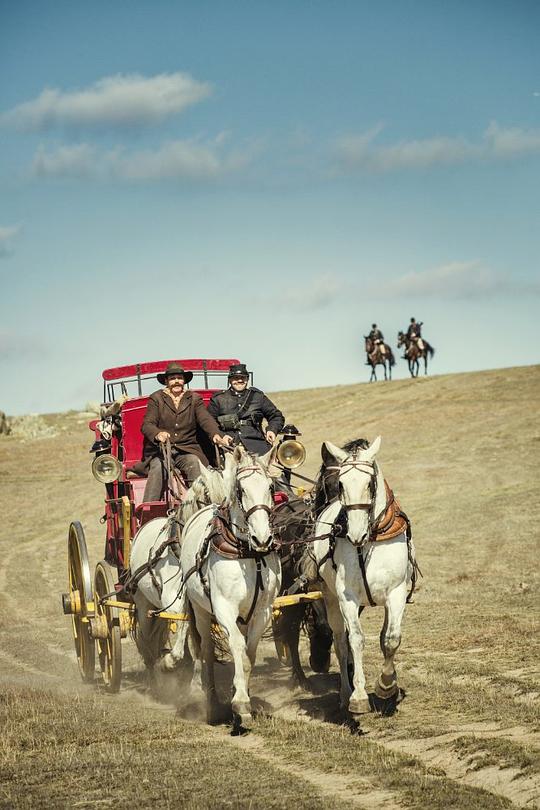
[324,458,376,514]
[235,464,273,522]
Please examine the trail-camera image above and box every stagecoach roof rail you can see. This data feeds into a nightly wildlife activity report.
[102,359,241,382]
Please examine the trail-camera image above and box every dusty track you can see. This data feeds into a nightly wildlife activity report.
[1,365,539,809]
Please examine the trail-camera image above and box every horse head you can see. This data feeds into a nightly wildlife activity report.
[321,436,382,545]
[223,444,276,552]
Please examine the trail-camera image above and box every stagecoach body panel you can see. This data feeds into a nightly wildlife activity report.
[64,358,240,692]
[64,356,312,700]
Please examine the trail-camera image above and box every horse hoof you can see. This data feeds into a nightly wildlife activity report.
[159,653,177,672]
[233,710,252,731]
[374,677,398,700]
[349,697,371,715]
[232,702,252,726]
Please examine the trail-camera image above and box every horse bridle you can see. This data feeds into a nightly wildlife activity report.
[235,465,273,520]
[326,458,376,512]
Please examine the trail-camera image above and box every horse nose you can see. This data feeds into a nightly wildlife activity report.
[252,534,272,548]
[346,532,367,544]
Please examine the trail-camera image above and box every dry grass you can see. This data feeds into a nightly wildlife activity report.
[0,687,342,810]
[0,365,539,808]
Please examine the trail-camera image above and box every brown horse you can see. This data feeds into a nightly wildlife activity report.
[397,332,435,377]
[364,337,395,382]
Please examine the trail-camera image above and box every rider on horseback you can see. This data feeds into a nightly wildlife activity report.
[367,323,386,362]
[406,318,425,350]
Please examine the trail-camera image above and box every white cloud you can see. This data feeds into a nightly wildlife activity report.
[30,138,253,182]
[485,121,540,157]
[279,274,344,311]
[0,224,21,257]
[112,139,249,181]
[1,73,211,130]
[32,144,97,177]
[335,122,540,173]
[371,261,540,299]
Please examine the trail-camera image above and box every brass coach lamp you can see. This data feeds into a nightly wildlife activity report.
[92,453,122,484]
[276,424,306,469]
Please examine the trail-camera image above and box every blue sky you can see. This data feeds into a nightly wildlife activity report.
[1,0,539,414]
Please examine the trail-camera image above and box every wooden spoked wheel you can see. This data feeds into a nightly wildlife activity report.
[67,521,95,682]
[94,561,122,693]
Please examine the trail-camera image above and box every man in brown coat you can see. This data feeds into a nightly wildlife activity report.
[141,362,232,502]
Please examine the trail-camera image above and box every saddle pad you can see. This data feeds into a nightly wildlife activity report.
[372,481,409,541]
[210,513,243,559]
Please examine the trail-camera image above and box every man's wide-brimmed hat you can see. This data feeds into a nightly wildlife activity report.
[157,362,193,386]
[228,363,250,378]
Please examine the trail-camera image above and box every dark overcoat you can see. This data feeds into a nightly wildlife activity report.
[369,328,384,341]
[141,389,221,464]
[407,322,422,338]
[207,386,284,455]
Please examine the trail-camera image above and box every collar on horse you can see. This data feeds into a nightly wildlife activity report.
[205,504,271,626]
[317,478,419,605]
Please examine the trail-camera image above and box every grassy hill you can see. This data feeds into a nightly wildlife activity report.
[0,365,538,809]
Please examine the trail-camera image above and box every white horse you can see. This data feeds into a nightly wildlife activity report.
[179,445,281,728]
[310,436,415,719]
[129,464,226,675]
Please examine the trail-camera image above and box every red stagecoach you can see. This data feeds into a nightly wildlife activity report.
[62,358,309,692]
[62,358,243,692]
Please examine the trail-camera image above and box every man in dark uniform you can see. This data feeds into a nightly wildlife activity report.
[367,323,386,361]
[207,363,285,455]
[141,362,232,502]
[369,323,384,342]
[406,317,425,350]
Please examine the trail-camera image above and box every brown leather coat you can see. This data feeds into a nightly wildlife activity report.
[141,389,221,464]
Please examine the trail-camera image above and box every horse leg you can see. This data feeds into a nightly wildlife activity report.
[375,583,406,700]
[284,604,310,690]
[383,362,387,381]
[324,591,352,710]
[159,592,190,672]
[214,602,253,728]
[424,355,428,375]
[308,600,332,674]
[339,598,370,716]
[186,614,204,699]
[134,592,167,672]
[370,365,375,382]
[192,604,219,724]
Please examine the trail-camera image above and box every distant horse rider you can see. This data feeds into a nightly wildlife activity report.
[406,317,425,350]
[207,363,285,455]
[367,323,387,361]
[141,362,232,502]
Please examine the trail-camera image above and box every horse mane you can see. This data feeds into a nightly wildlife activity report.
[313,438,370,513]
[220,445,268,507]
[178,467,227,523]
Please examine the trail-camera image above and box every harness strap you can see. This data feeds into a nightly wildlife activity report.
[123,522,177,596]
[317,534,337,575]
[284,573,309,596]
[357,547,376,606]
[237,555,267,626]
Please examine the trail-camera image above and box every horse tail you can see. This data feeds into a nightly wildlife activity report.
[387,347,395,366]
[426,342,435,357]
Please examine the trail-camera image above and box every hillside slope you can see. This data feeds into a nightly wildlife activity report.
[0,364,538,809]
